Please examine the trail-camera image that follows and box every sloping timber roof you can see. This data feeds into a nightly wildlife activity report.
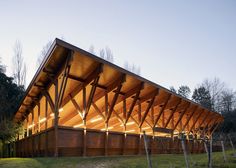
[14,38,223,136]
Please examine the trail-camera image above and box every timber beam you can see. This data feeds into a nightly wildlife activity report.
[173,103,191,131]
[153,94,172,127]
[106,76,124,123]
[139,89,159,128]
[189,109,204,133]
[84,76,100,119]
[61,63,103,107]
[92,74,126,103]
[125,82,144,124]
[42,90,55,111]
[196,111,209,130]
[182,106,198,131]
[164,99,182,128]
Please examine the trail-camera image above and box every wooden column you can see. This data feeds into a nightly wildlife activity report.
[150,134,154,155]
[31,111,34,157]
[83,120,87,157]
[122,125,127,155]
[38,103,41,132]
[27,116,29,137]
[105,123,109,156]
[54,80,59,157]
[138,128,142,155]
[45,98,48,156]
[83,86,87,157]
[26,116,29,157]
[138,101,142,155]
[37,103,41,157]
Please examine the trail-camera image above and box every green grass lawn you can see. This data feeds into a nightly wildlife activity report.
[0,150,236,168]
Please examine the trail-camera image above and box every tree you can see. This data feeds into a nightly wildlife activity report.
[123,61,141,75]
[12,40,26,87]
[202,78,225,112]
[99,47,114,62]
[0,119,23,143]
[88,45,95,54]
[169,86,177,93]
[37,40,53,67]
[88,45,114,63]
[0,71,24,119]
[220,89,235,114]
[0,58,6,73]
[178,85,191,98]
[192,86,212,110]
[0,59,24,156]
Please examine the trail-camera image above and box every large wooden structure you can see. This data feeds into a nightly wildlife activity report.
[14,39,223,157]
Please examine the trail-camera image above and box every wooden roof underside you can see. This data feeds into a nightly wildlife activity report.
[14,38,223,137]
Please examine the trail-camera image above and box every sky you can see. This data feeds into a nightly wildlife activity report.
[0,0,236,92]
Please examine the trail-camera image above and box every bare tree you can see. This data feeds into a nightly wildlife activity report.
[88,45,114,63]
[88,45,140,75]
[124,61,141,75]
[12,40,26,87]
[202,78,225,112]
[0,57,6,73]
[99,47,114,62]
[88,45,95,54]
[220,89,236,114]
[37,40,53,67]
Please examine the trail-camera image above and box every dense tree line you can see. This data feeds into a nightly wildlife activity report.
[0,41,26,152]
[170,78,236,133]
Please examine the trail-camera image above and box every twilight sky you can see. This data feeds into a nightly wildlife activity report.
[0,0,235,92]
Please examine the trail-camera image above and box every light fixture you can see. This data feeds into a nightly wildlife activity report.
[90,117,102,123]
[145,131,152,134]
[59,108,64,112]
[126,130,135,133]
[142,127,150,130]
[100,126,114,131]
[28,123,35,129]
[78,111,83,119]
[73,123,84,128]
[39,118,46,123]
[120,121,135,126]
[126,121,135,125]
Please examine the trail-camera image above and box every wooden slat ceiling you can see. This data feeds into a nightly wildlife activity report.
[14,38,223,136]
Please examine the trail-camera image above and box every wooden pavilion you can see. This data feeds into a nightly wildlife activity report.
[14,39,223,157]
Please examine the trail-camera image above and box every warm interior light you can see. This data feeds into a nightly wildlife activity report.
[90,117,102,123]
[126,130,135,133]
[28,123,35,129]
[50,113,54,117]
[100,126,114,131]
[120,121,135,127]
[73,123,84,128]
[126,121,135,125]
[59,108,64,112]
[78,111,83,119]
[142,127,150,130]
[39,118,46,123]
[145,131,152,134]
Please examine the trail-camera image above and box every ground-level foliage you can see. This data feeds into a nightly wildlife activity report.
[0,150,235,168]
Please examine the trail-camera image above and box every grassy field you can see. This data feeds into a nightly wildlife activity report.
[0,150,235,168]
